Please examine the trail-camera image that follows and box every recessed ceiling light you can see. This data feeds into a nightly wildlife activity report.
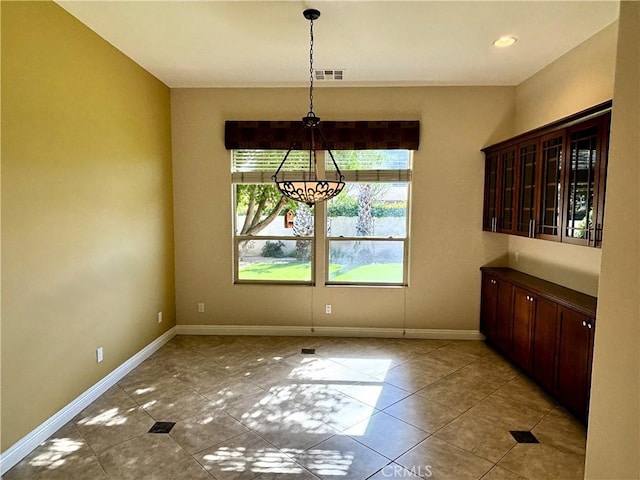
[493,35,518,48]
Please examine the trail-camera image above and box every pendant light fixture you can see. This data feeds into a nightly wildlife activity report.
[272,9,345,207]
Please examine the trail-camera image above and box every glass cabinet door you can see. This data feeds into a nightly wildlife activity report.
[483,151,499,232]
[498,147,517,233]
[537,134,564,241]
[563,121,600,245]
[516,141,539,236]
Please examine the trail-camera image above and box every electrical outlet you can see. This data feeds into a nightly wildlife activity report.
[96,347,104,363]
[515,251,520,262]
[197,302,205,313]
[157,311,163,324]
[325,304,332,314]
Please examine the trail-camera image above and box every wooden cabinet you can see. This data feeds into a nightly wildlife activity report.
[480,267,596,422]
[554,307,595,420]
[512,287,534,372]
[530,297,558,392]
[536,133,564,241]
[515,140,539,237]
[483,151,499,232]
[562,113,610,247]
[480,274,514,354]
[482,102,611,247]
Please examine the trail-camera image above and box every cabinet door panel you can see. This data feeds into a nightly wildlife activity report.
[516,141,539,236]
[555,307,593,420]
[536,134,564,241]
[480,274,498,341]
[563,124,598,244]
[495,281,514,354]
[531,298,558,391]
[498,148,517,233]
[483,152,499,232]
[512,288,534,371]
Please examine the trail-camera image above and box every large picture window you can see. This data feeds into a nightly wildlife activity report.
[232,149,412,286]
[326,151,411,286]
[233,151,315,284]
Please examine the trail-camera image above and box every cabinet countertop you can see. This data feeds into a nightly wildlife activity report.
[480,266,597,318]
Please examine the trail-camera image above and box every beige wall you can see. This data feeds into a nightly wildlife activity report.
[171,87,513,331]
[514,21,618,135]
[585,2,640,478]
[503,20,619,296]
[1,1,175,451]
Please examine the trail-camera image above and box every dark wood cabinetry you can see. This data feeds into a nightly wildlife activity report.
[562,114,610,247]
[482,102,611,247]
[480,274,514,354]
[480,267,596,422]
[555,307,595,420]
[530,297,557,392]
[512,287,534,372]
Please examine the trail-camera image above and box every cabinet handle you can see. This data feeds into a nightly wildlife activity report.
[588,323,593,329]
[491,279,497,285]
[528,220,532,238]
[582,320,587,327]
[532,219,536,237]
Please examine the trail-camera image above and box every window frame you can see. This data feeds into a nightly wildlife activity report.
[231,149,412,287]
[324,178,411,287]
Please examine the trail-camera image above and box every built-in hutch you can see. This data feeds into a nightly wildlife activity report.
[482,101,611,247]
[480,267,596,423]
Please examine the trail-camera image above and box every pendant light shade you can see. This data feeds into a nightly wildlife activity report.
[272,9,345,207]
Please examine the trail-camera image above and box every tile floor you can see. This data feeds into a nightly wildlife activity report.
[3,336,588,480]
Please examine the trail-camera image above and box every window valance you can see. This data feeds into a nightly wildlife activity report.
[224,120,420,150]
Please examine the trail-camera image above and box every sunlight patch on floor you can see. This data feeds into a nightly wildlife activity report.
[28,438,84,469]
[77,407,130,427]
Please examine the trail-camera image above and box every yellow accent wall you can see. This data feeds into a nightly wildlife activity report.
[171,86,513,331]
[1,1,175,451]
[585,2,640,477]
[505,21,619,296]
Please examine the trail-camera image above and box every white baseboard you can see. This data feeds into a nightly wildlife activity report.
[176,324,484,341]
[0,327,177,476]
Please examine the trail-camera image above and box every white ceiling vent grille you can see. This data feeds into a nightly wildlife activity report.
[314,69,344,81]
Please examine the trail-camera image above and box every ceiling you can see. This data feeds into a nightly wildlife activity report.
[56,1,619,88]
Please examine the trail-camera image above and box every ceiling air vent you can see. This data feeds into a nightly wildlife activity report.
[315,69,344,81]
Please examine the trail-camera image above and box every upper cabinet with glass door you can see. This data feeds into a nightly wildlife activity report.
[482,102,611,248]
[562,113,610,247]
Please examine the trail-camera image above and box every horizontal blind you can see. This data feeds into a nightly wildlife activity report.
[232,150,412,183]
[326,170,412,182]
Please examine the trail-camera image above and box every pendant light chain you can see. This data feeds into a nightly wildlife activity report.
[308,17,315,116]
[272,9,345,207]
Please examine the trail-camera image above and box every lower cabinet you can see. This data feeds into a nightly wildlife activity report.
[512,287,534,372]
[480,274,513,355]
[530,297,558,392]
[480,267,596,423]
[554,307,595,420]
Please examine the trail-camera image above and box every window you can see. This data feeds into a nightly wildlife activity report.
[326,150,411,286]
[232,149,412,286]
[233,150,315,284]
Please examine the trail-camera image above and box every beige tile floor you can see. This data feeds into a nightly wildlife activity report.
[3,336,588,480]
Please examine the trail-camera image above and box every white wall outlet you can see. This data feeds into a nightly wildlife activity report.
[197,302,205,313]
[325,304,332,314]
[96,346,104,363]
[157,311,163,324]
